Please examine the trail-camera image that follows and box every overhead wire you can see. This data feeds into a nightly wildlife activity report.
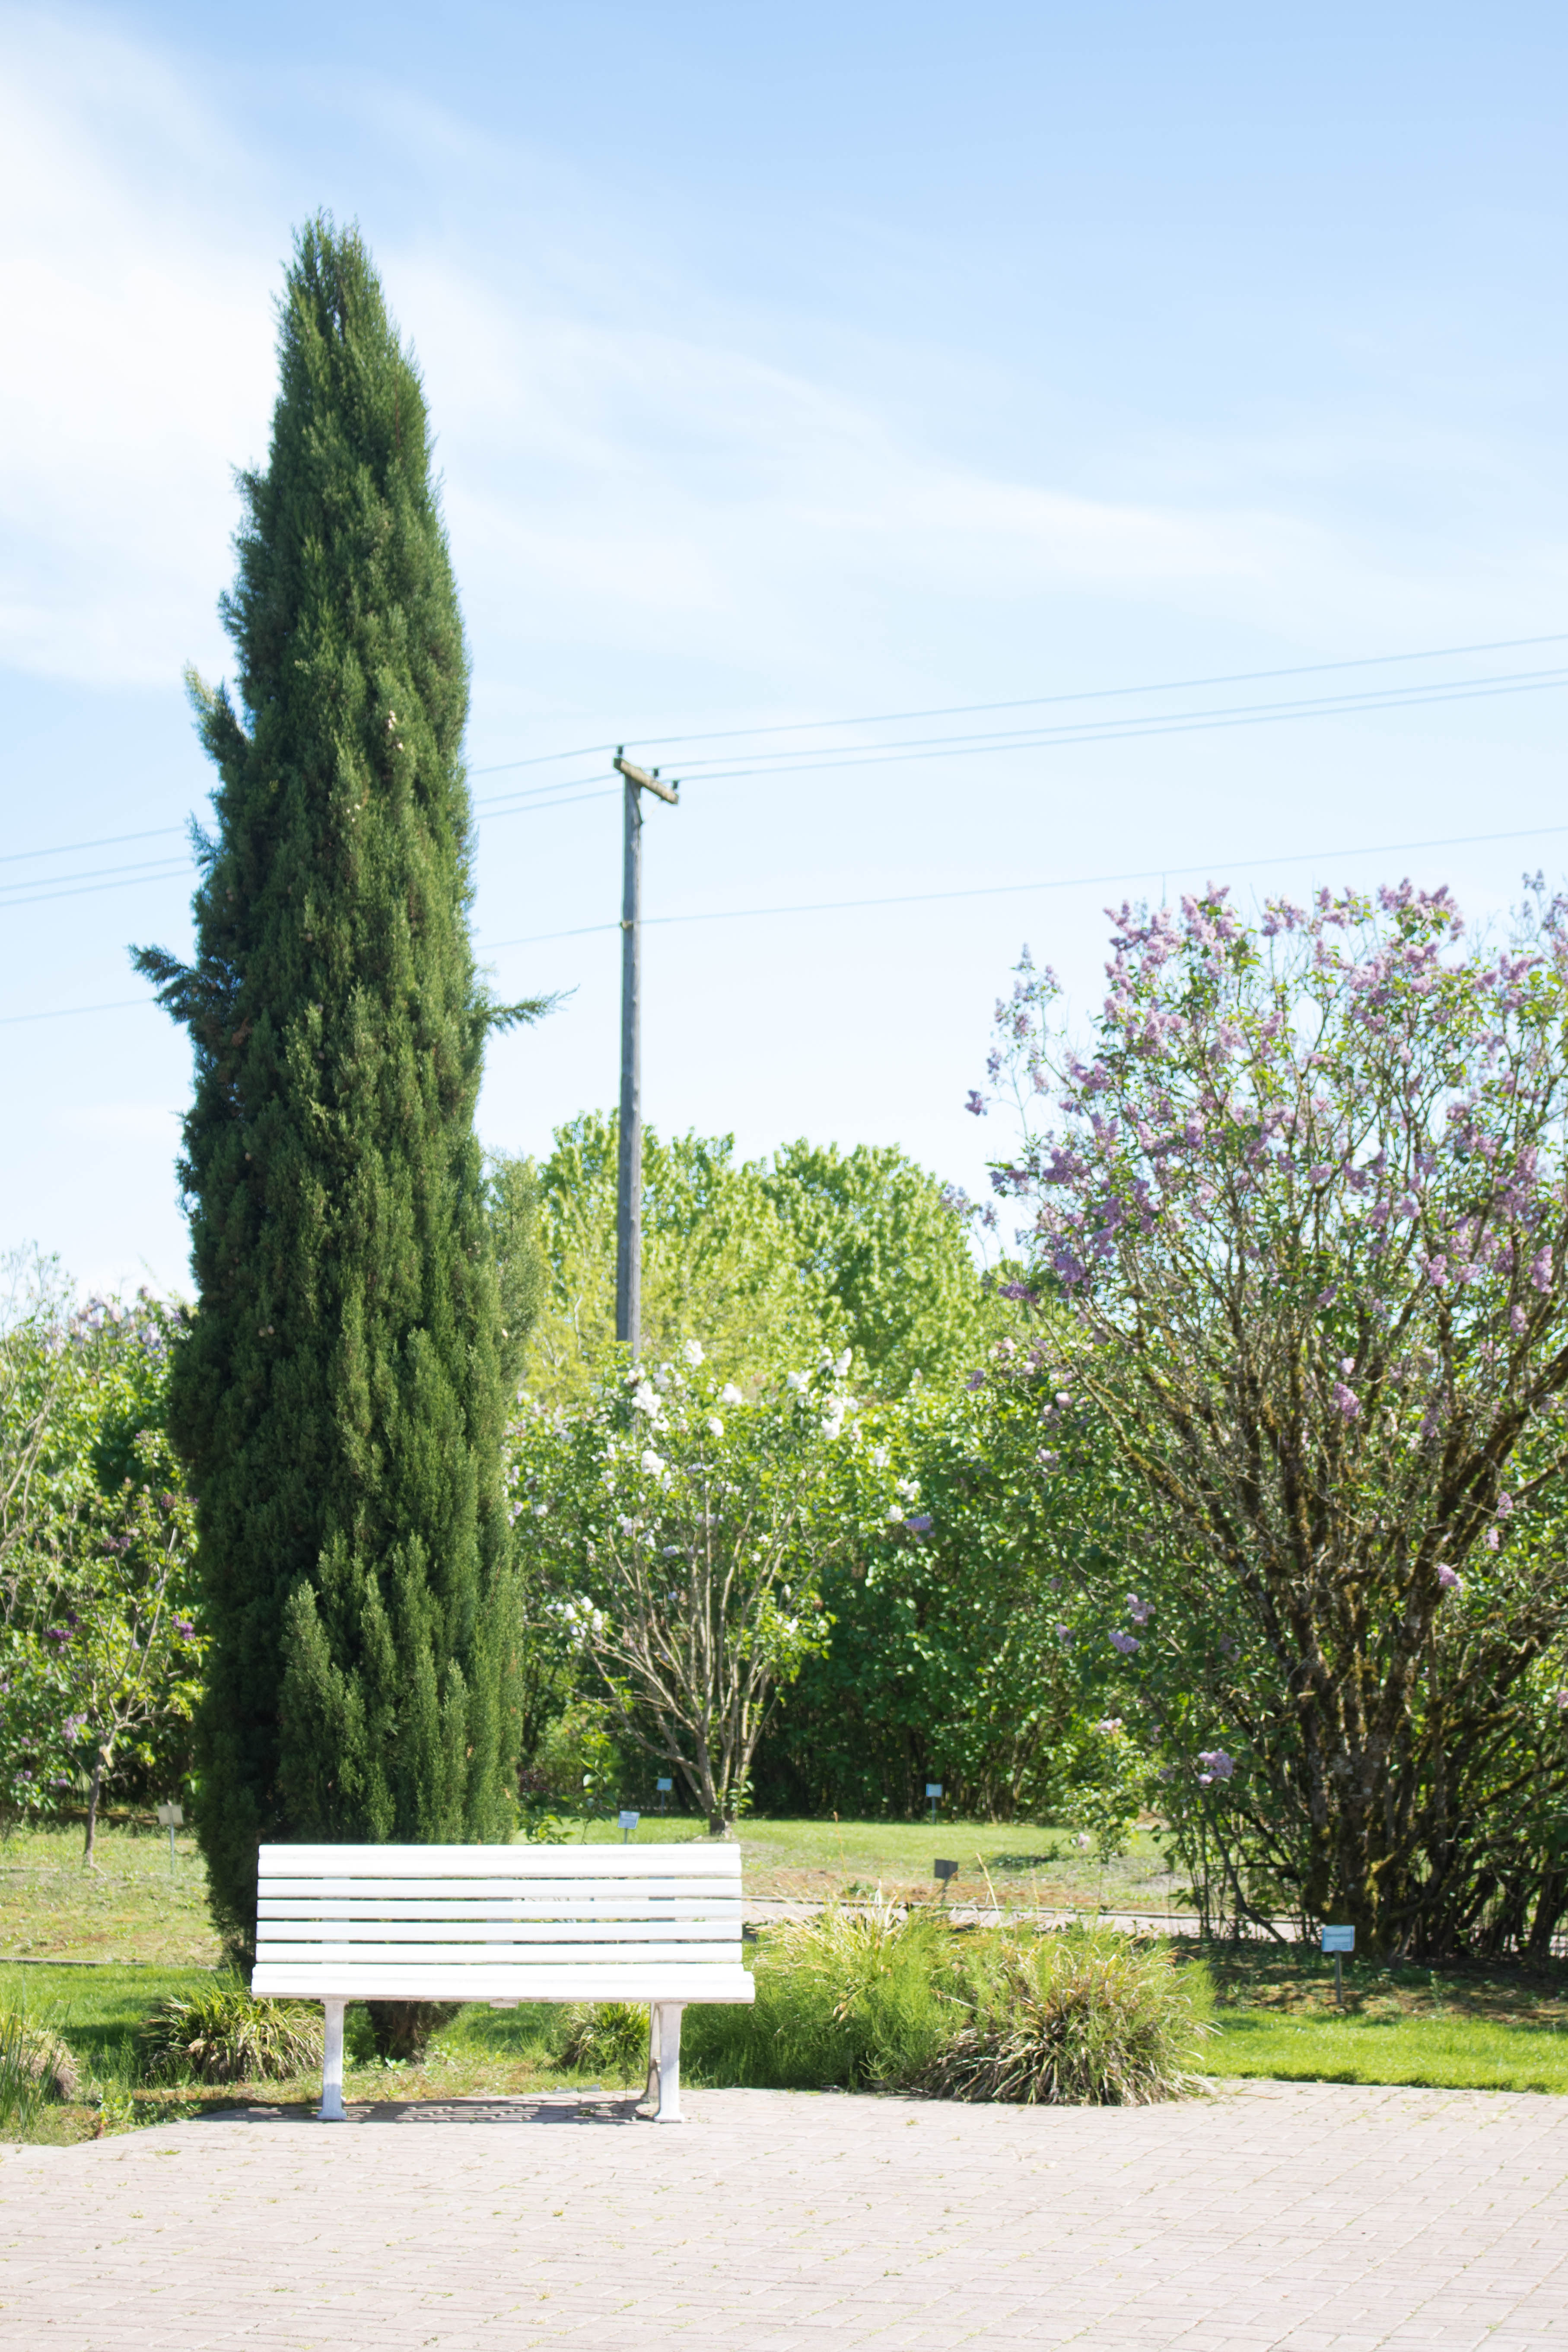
[482,813,1568,948]
[8,630,1566,895]
[11,816,1568,1029]
[469,628,1568,772]
[3,631,1564,927]
[673,666,1568,783]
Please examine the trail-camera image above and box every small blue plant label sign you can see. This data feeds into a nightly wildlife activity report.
[925,1782,943,1798]
[1321,1924,1355,1952]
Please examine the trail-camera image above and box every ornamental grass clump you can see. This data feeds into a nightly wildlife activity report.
[917,1928,1213,2106]
[136,1977,322,2084]
[685,1894,952,2091]
[558,2000,649,2084]
[0,2007,78,2132]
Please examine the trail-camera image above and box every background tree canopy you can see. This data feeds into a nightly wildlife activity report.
[0,1258,203,1839]
[496,1112,1012,1406]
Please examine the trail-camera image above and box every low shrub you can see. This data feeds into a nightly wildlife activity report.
[916,1929,1214,2105]
[136,1977,322,2084]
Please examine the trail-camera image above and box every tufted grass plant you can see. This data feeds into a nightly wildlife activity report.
[685,1895,954,2090]
[135,1975,322,2084]
[0,2005,78,2133]
[558,2000,649,2084]
[916,1927,1215,2105]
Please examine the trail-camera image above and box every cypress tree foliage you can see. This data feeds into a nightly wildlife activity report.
[136,216,546,1955]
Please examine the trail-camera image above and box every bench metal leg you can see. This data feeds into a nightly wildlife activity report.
[644,2001,662,2111]
[651,2002,684,2124]
[318,1998,347,2122]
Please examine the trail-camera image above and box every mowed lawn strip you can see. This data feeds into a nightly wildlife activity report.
[1204,2007,1568,2092]
[0,1823,221,1966]
[1197,1938,1568,2093]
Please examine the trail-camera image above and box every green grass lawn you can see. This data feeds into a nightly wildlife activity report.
[0,1822,220,1964]
[1193,1939,1568,2093]
[576,1812,1186,1913]
[0,1815,1188,1964]
[1201,2007,1568,2093]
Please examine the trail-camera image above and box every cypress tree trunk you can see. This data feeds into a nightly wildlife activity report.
[137,216,534,1958]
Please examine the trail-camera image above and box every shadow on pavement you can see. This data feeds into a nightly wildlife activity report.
[191,2091,649,2128]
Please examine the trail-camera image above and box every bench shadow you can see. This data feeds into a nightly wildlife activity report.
[192,2092,649,2129]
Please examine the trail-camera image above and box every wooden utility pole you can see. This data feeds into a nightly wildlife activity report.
[614,751,679,1359]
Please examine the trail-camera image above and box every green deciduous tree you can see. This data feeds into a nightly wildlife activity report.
[0,1279,204,1844]
[521,1115,828,1404]
[751,1340,1142,1820]
[762,1139,1008,1390]
[135,216,544,1953]
[518,1116,1008,1406]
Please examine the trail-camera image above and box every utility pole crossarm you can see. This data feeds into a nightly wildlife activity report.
[614,754,680,806]
[614,748,680,1361]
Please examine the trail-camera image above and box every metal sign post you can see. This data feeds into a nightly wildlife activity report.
[655,1778,673,1814]
[618,1809,641,1847]
[1321,1922,1355,2006]
[155,1801,183,1878]
[925,1780,942,1827]
[933,1859,958,1902]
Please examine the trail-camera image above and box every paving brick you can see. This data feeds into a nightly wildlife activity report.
[1,2081,1566,2347]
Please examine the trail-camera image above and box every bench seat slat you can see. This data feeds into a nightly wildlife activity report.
[253,1963,755,2001]
[257,1920,736,1945]
[258,1843,739,1878]
[261,1872,738,1890]
[257,1891,743,1910]
[256,1938,739,1965]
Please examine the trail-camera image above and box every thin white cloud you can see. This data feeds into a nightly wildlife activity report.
[0,10,277,684]
[0,13,1302,702]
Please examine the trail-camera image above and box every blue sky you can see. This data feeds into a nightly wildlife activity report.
[3,1,1565,1294]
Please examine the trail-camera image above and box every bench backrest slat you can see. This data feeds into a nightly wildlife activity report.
[260,1843,738,1877]
[254,1841,747,1983]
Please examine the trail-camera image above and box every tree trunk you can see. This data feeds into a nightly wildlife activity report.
[82,1751,105,1869]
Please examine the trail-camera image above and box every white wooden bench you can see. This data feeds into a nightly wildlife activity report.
[251,1841,754,2123]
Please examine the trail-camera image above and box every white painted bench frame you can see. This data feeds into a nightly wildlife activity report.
[251,1842,754,2123]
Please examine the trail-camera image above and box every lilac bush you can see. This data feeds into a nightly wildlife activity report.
[978,880,1568,1955]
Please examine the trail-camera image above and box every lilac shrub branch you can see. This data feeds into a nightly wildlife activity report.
[980,880,1568,1953]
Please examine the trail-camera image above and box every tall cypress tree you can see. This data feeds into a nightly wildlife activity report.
[137,217,541,1954]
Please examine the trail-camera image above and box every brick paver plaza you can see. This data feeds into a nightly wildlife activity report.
[3,2079,1565,2349]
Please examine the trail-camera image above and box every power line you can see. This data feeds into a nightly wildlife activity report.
[0,852,200,904]
[10,810,1567,1026]
[470,629,1568,773]
[480,816,1568,954]
[0,824,185,867]
[0,996,153,1028]
[0,786,617,914]
[10,629,1565,886]
[678,666,1568,784]
[0,863,194,913]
